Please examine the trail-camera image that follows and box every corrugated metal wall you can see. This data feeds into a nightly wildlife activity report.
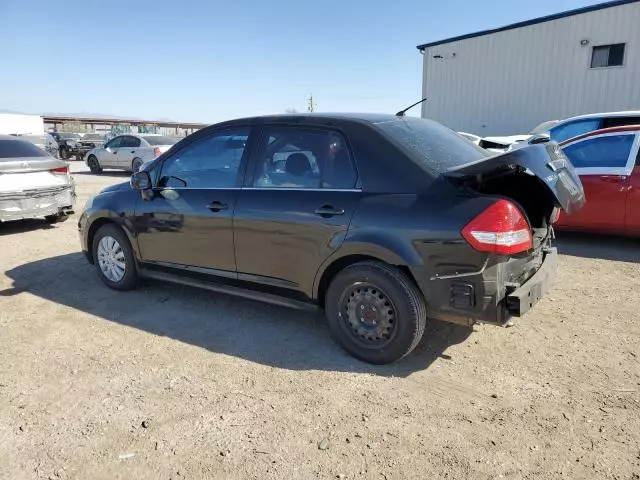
[420,2,640,136]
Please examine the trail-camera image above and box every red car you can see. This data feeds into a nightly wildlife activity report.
[557,126,640,235]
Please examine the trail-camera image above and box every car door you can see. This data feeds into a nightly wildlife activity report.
[100,136,123,167]
[133,126,253,274]
[624,136,640,234]
[559,132,638,232]
[116,135,139,169]
[233,125,360,294]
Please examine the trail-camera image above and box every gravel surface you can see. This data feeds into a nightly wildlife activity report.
[1,163,639,479]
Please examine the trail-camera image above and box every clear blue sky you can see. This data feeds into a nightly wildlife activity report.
[1,0,602,123]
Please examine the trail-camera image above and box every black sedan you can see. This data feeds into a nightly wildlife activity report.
[78,113,584,364]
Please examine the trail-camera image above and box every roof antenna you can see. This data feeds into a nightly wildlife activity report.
[395,98,427,117]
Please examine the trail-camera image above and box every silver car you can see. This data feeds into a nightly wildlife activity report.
[13,133,59,158]
[84,134,178,174]
[0,135,75,224]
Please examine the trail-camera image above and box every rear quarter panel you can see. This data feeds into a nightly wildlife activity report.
[313,189,495,303]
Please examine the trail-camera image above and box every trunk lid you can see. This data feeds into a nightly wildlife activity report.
[446,142,585,214]
[0,157,68,174]
[0,157,70,193]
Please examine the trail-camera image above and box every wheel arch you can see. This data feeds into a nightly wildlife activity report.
[86,216,138,264]
[313,242,421,308]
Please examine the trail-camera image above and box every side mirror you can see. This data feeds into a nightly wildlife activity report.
[131,170,152,190]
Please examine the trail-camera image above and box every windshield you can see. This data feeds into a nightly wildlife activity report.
[0,139,49,159]
[529,120,560,135]
[57,132,81,140]
[142,135,179,146]
[374,117,489,175]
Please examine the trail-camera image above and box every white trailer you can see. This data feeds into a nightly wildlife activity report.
[0,113,45,135]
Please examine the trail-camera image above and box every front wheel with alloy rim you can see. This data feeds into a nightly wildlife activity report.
[59,147,69,160]
[92,224,138,290]
[325,261,427,364]
[131,158,143,172]
[88,155,102,174]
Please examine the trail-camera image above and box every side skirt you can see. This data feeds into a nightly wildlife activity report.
[139,268,319,312]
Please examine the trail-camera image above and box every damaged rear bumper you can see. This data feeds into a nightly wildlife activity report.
[505,247,557,316]
[412,247,558,327]
[0,185,76,222]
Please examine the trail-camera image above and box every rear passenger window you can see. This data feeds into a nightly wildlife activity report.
[253,127,357,189]
[603,117,640,129]
[159,129,249,188]
[563,135,635,169]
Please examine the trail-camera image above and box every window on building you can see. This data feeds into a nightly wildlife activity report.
[590,43,625,68]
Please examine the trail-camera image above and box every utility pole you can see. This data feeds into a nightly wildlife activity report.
[307,94,316,113]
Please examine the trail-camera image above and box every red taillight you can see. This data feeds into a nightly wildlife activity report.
[50,166,69,175]
[462,199,533,255]
[153,147,161,157]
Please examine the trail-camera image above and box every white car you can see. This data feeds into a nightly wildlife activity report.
[0,135,75,223]
[479,120,560,152]
[84,134,179,174]
[483,111,640,152]
[457,132,481,145]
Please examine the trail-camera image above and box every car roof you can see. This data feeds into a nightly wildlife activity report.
[559,124,640,145]
[558,110,640,124]
[213,112,407,128]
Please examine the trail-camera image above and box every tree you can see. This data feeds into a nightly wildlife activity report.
[285,108,298,114]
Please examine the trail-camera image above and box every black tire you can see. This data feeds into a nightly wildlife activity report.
[59,147,69,160]
[131,158,143,172]
[92,223,138,291]
[325,261,427,364]
[44,213,69,224]
[88,155,102,174]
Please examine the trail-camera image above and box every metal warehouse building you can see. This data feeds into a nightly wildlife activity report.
[417,0,640,136]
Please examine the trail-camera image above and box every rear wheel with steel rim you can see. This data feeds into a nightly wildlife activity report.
[88,155,102,174]
[92,224,138,290]
[131,158,143,172]
[325,261,427,364]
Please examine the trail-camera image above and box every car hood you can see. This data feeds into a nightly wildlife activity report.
[99,181,131,194]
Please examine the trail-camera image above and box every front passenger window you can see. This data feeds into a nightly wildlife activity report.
[159,129,249,188]
[106,137,123,149]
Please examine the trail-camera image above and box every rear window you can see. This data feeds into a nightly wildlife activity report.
[142,136,178,146]
[374,117,489,175]
[0,139,49,159]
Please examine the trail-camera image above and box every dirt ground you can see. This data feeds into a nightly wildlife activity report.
[1,163,639,480]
